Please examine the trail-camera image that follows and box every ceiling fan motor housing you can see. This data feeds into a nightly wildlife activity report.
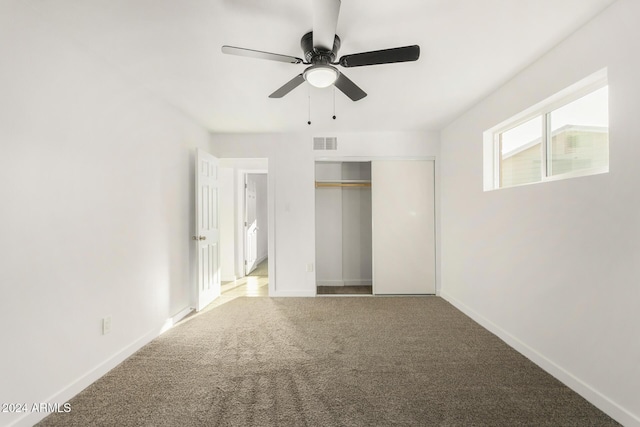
[301,31,341,64]
[222,0,420,102]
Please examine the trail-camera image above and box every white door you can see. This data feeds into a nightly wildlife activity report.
[195,148,221,311]
[372,160,435,295]
[244,175,258,275]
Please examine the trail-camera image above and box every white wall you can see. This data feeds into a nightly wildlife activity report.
[440,0,640,425]
[315,162,344,284]
[211,131,440,296]
[0,4,212,426]
[315,186,345,284]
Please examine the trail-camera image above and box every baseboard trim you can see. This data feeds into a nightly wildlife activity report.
[160,306,194,333]
[316,280,344,287]
[10,314,186,427]
[440,291,640,427]
[316,280,373,287]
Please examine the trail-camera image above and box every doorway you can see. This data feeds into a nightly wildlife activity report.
[218,159,271,296]
[244,173,268,277]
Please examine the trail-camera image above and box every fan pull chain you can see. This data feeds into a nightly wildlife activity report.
[307,85,311,125]
[332,86,337,120]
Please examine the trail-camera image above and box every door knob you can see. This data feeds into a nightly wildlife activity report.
[192,235,207,241]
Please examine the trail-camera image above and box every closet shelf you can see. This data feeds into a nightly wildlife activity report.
[315,180,371,188]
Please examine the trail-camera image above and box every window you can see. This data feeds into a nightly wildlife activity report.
[484,70,608,190]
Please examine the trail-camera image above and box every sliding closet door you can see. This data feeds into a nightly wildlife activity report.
[372,160,435,294]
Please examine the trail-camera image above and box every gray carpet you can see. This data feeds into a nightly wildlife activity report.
[38,297,619,426]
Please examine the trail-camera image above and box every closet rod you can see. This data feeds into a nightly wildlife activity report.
[315,182,372,188]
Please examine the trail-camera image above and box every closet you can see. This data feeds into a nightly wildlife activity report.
[315,159,436,295]
[315,161,372,295]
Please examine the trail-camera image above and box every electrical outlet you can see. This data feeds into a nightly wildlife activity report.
[306,263,314,273]
[102,316,112,335]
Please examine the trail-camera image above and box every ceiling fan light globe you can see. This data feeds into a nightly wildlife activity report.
[305,66,338,88]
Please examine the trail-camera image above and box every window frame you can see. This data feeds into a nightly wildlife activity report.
[483,69,609,191]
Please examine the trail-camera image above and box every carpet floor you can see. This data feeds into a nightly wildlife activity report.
[38,297,619,426]
[317,285,372,295]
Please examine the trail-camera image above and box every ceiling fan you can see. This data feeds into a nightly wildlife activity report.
[221,0,420,101]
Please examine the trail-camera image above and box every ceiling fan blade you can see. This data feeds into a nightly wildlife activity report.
[312,0,341,51]
[334,72,367,101]
[269,74,306,98]
[222,45,303,64]
[339,45,420,67]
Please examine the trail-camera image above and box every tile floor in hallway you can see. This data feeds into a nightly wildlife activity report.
[219,274,268,301]
[208,260,269,307]
[178,260,269,324]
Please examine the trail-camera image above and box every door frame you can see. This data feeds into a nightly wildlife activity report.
[217,158,273,295]
[243,172,268,275]
[239,169,268,276]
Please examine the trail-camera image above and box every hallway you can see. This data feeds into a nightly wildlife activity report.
[203,259,269,312]
[178,260,268,326]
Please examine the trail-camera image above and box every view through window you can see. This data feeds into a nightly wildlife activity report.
[492,80,608,190]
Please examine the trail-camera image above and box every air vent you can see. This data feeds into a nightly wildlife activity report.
[313,137,338,151]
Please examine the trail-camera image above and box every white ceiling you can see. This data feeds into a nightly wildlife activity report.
[23,0,617,133]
